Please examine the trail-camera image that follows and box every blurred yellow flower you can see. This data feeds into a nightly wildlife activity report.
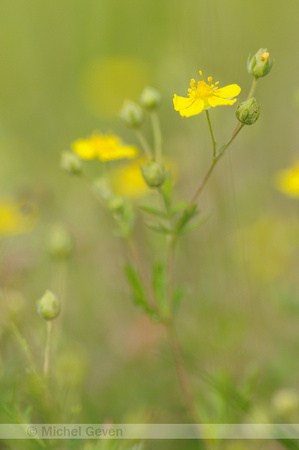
[110,158,150,198]
[173,70,241,117]
[80,57,150,118]
[72,134,138,161]
[275,162,299,198]
[0,199,37,238]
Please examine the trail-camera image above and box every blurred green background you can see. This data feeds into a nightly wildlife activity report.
[1,0,299,449]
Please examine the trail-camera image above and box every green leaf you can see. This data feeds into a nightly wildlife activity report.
[124,264,153,314]
[152,261,167,312]
[170,201,189,217]
[140,204,168,219]
[146,222,172,235]
[175,203,200,234]
[180,212,211,234]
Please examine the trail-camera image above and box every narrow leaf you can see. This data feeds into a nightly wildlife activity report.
[124,264,153,313]
[175,204,200,234]
[146,222,172,235]
[140,204,168,219]
[180,212,211,234]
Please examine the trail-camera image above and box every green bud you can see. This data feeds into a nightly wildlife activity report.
[37,290,60,321]
[60,151,82,175]
[140,86,161,111]
[247,48,273,78]
[235,97,260,125]
[141,160,167,188]
[46,225,73,260]
[119,100,144,128]
[107,195,125,213]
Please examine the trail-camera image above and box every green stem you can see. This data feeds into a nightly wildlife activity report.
[151,111,163,163]
[247,76,258,99]
[205,110,217,158]
[43,321,52,376]
[189,123,244,206]
[134,129,153,159]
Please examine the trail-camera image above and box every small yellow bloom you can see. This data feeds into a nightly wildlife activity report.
[275,162,299,198]
[173,70,241,117]
[0,199,37,238]
[72,133,138,161]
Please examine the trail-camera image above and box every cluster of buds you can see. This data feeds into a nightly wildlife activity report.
[236,48,272,126]
[119,86,161,129]
[120,86,167,189]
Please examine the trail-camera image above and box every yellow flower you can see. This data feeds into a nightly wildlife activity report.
[173,70,241,117]
[275,162,299,198]
[72,133,138,161]
[0,199,37,238]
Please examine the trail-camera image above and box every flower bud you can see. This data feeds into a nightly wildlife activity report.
[37,290,60,321]
[107,195,125,213]
[60,151,82,175]
[235,97,260,125]
[46,225,73,260]
[247,48,273,78]
[119,100,144,128]
[140,86,161,111]
[141,160,167,188]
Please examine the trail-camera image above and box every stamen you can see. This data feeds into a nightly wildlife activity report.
[208,76,213,83]
[199,70,205,81]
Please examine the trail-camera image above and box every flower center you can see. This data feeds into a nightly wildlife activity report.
[188,71,219,100]
[195,80,213,98]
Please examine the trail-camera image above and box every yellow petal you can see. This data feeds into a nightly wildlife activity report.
[98,145,138,161]
[216,84,241,99]
[72,139,98,159]
[179,98,205,117]
[173,95,195,111]
[208,96,237,107]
